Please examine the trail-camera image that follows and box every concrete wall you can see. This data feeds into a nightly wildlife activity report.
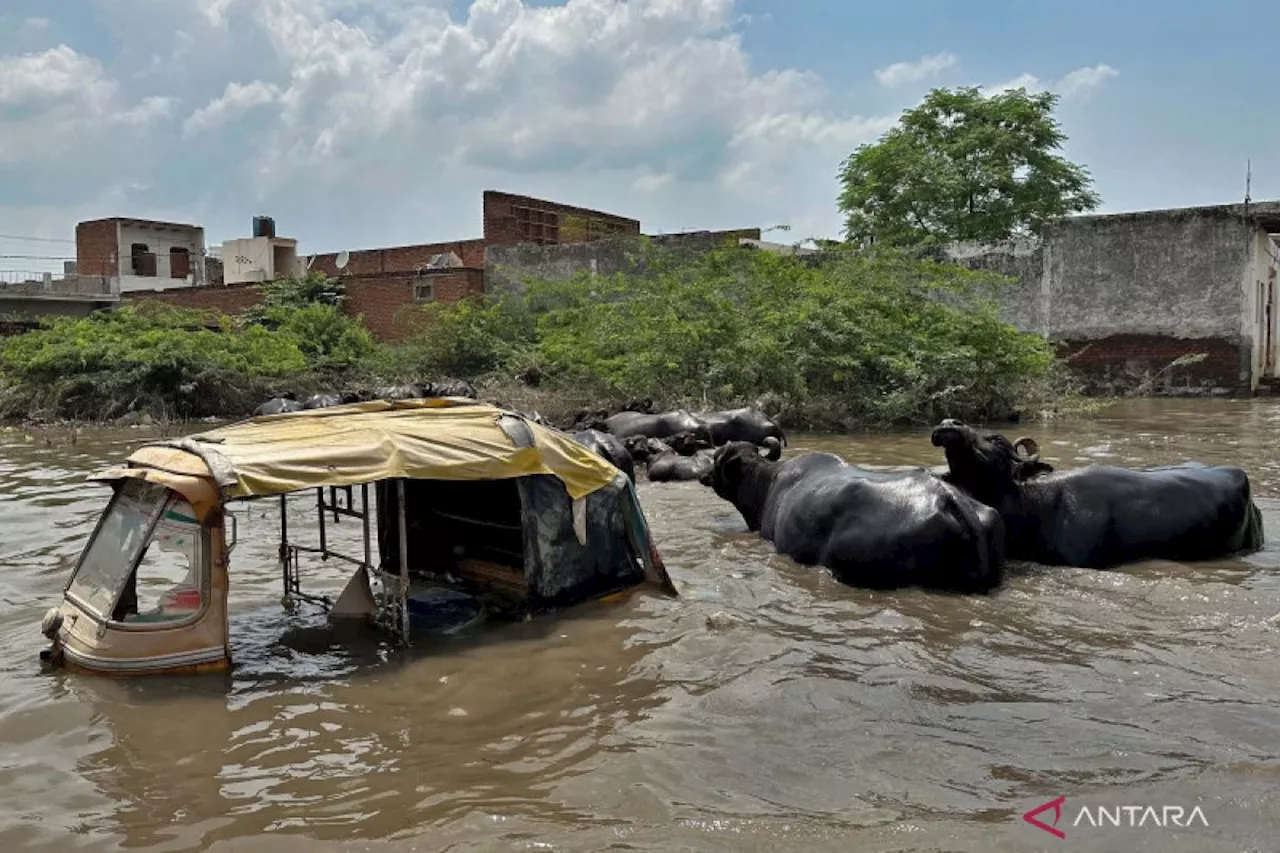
[945,207,1275,393]
[0,295,118,321]
[222,236,301,284]
[1245,231,1280,379]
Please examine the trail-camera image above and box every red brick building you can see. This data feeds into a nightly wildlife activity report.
[121,190,667,340]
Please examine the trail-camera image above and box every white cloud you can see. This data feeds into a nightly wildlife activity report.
[1057,63,1119,98]
[187,0,897,239]
[633,171,673,192]
[987,64,1118,100]
[182,80,281,136]
[0,1,1124,261]
[0,46,175,167]
[874,52,958,88]
[0,46,114,105]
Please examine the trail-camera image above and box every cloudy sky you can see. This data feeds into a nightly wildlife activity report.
[1,0,1275,274]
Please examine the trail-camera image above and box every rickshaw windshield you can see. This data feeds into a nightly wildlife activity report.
[66,479,171,620]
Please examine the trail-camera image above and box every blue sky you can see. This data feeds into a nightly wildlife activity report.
[0,0,1274,275]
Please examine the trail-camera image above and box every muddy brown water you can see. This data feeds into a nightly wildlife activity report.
[2,398,1279,853]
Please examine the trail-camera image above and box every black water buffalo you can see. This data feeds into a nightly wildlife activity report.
[570,429,636,483]
[600,409,710,441]
[646,431,756,482]
[696,407,787,446]
[623,435,668,464]
[929,419,1265,568]
[699,441,1005,593]
[253,395,304,416]
[648,449,715,483]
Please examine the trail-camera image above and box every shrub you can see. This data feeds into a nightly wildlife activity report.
[395,243,1055,428]
[0,303,307,420]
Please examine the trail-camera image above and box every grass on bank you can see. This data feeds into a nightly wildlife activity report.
[0,246,1071,429]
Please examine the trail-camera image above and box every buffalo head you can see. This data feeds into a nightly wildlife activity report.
[623,434,666,463]
[574,408,612,432]
[930,418,1053,502]
[697,437,783,492]
[665,430,713,456]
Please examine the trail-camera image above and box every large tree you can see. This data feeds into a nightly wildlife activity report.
[837,86,1101,247]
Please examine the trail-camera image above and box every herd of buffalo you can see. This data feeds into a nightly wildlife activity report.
[251,387,1267,594]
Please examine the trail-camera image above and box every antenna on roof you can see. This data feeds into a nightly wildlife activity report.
[1245,159,1252,205]
[335,250,350,272]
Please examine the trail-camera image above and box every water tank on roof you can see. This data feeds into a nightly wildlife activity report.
[252,216,276,239]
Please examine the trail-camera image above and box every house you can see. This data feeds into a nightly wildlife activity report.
[75,217,209,292]
[945,201,1280,394]
[220,216,302,284]
[116,190,753,341]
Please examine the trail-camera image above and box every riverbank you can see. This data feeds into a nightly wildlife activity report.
[0,247,1079,432]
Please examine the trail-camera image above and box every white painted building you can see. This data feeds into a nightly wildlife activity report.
[220,235,302,284]
[74,217,208,293]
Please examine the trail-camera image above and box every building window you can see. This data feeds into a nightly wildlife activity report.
[131,243,157,277]
[170,247,191,279]
[414,282,435,302]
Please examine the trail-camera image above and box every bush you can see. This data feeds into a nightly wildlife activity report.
[372,294,538,381]
[0,247,1058,430]
[0,303,308,420]
[387,244,1054,429]
[253,303,377,369]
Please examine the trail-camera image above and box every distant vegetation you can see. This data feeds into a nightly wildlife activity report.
[0,249,1061,430]
[0,86,1101,428]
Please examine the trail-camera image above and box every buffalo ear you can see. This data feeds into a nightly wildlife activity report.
[1015,460,1054,480]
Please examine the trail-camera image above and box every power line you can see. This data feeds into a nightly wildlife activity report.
[0,233,76,244]
[0,254,76,261]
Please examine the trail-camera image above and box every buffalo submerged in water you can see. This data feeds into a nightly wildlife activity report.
[929,418,1265,569]
[568,429,636,484]
[699,440,1005,593]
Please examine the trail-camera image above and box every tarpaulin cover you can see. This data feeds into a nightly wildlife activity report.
[96,398,621,501]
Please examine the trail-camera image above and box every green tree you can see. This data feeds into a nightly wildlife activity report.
[838,86,1100,247]
[242,271,346,326]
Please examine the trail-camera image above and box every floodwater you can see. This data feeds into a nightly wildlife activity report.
[2,398,1279,853]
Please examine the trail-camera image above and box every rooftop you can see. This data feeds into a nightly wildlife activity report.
[1064,200,1280,233]
[78,217,205,232]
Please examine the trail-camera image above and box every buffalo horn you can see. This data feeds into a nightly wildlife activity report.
[1013,436,1040,462]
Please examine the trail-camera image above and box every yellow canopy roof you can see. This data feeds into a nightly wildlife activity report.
[100,398,622,501]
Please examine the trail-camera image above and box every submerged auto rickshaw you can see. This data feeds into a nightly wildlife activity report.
[40,398,677,676]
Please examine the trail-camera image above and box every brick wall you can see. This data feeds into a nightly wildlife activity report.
[120,269,485,342]
[121,281,264,314]
[1057,335,1247,393]
[345,269,485,340]
[76,219,119,278]
[309,239,487,277]
[482,190,640,247]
